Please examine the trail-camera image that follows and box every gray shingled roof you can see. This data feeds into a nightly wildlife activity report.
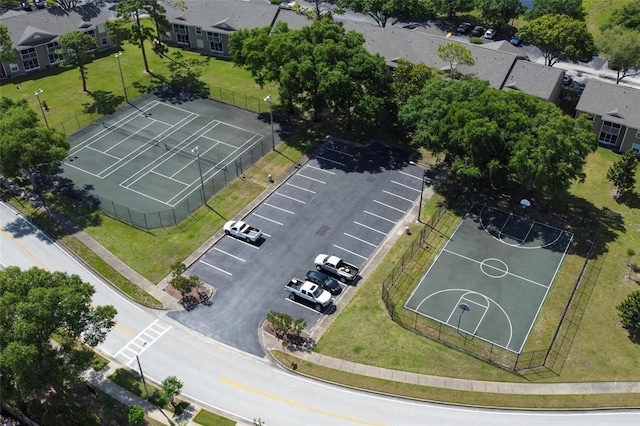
[163,0,278,35]
[1,4,117,48]
[576,80,640,129]
[503,60,563,101]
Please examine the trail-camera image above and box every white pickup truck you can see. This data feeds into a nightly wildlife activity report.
[284,278,332,312]
[223,220,262,243]
[314,254,359,283]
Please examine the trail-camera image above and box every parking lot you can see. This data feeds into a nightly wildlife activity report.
[168,139,425,356]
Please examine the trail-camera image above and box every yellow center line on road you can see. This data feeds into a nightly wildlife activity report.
[219,376,387,426]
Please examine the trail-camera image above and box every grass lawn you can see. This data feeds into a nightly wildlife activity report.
[193,409,237,426]
[583,0,631,35]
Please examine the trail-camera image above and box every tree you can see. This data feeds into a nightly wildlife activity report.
[391,59,439,108]
[337,0,431,27]
[598,27,640,84]
[519,14,596,66]
[50,0,81,8]
[161,376,183,407]
[169,261,201,295]
[475,0,525,28]
[294,0,343,20]
[607,150,639,199]
[617,290,640,342]
[0,267,117,412]
[116,0,169,74]
[57,31,96,92]
[128,405,145,426]
[0,24,16,64]
[266,311,307,339]
[431,0,474,19]
[0,97,70,191]
[526,0,585,21]
[437,43,474,79]
[608,0,640,31]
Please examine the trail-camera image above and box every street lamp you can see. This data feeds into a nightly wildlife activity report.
[410,161,429,223]
[192,146,206,205]
[34,88,49,129]
[264,95,275,150]
[115,51,128,103]
[135,343,151,400]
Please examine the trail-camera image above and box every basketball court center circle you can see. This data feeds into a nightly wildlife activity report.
[480,258,508,278]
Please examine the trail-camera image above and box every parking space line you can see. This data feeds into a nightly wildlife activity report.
[325,147,355,158]
[285,298,323,314]
[253,214,283,225]
[264,203,295,214]
[354,221,387,235]
[316,155,345,167]
[344,233,377,248]
[262,232,272,237]
[333,244,368,260]
[382,190,413,202]
[392,180,421,192]
[275,192,306,204]
[285,183,316,193]
[297,174,326,184]
[200,260,232,275]
[213,248,246,262]
[373,200,406,213]
[399,170,423,180]
[306,165,336,175]
[364,210,396,224]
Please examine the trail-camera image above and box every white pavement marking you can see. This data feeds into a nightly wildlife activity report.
[324,147,355,157]
[305,165,335,175]
[364,210,396,224]
[344,233,377,248]
[373,199,406,213]
[200,260,233,276]
[392,180,421,192]
[253,214,283,226]
[113,319,171,365]
[213,248,246,262]
[275,192,306,204]
[354,221,387,236]
[315,155,345,167]
[382,190,413,203]
[296,174,326,184]
[264,203,295,215]
[399,170,423,180]
[285,183,316,194]
[333,245,368,260]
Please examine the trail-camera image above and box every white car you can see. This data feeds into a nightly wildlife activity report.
[484,29,497,40]
[223,220,263,243]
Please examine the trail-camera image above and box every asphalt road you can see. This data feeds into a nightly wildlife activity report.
[2,201,639,425]
[170,140,420,355]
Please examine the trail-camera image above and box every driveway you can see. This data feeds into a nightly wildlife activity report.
[168,139,425,355]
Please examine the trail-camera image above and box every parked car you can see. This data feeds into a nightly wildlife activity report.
[33,0,46,8]
[305,270,342,296]
[509,35,521,46]
[563,74,573,87]
[457,22,471,34]
[471,26,485,37]
[484,29,496,40]
[20,1,34,10]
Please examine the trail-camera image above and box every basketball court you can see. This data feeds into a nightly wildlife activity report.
[405,203,573,353]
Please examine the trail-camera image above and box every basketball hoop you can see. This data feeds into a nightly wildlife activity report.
[520,199,531,208]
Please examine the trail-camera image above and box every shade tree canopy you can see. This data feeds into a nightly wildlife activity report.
[437,42,475,79]
[607,0,640,31]
[525,0,585,21]
[337,0,434,27]
[597,27,640,84]
[475,0,525,28]
[0,24,16,64]
[431,0,474,19]
[57,30,96,92]
[607,150,639,199]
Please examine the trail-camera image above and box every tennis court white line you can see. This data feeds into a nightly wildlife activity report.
[264,203,295,214]
[382,190,413,202]
[344,233,377,248]
[442,249,549,289]
[199,135,240,149]
[373,199,405,213]
[324,147,355,157]
[332,245,368,260]
[391,180,421,192]
[305,165,335,175]
[213,248,246,262]
[296,174,326,184]
[399,170,423,181]
[253,214,282,226]
[149,170,188,186]
[200,260,232,276]
[274,192,305,204]
[87,146,119,160]
[354,221,387,235]
[285,183,316,194]
[63,161,102,178]
[315,155,345,167]
[364,210,396,224]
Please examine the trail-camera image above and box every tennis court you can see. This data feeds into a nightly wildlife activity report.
[61,94,269,217]
[405,203,573,353]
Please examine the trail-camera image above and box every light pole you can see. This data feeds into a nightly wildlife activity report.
[264,95,275,150]
[135,342,151,400]
[192,146,206,205]
[115,51,128,103]
[410,161,429,223]
[34,88,49,129]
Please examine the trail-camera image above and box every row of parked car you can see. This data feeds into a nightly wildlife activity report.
[456,22,522,46]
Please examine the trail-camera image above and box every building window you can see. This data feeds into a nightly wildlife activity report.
[10,63,19,73]
[101,37,108,46]
[195,27,202,35]
[165,31,171,40]
[207,32,223,52]
[97,24,106,33]
[598,121,621,146]
[196,39,204,49]
[46,42,62,64]
[632,143,640,154]
[21,48,39,71]
[173,24,187,35]
[176,33,189,45]
[85,29,96,38]
[636,129,640,139]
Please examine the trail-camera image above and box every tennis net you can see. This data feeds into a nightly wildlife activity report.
[164,143,228,171]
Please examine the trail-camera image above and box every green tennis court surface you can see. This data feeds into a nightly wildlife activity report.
[62,95,266,214]
[405,203,573,353]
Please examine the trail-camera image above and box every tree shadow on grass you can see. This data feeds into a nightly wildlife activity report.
[83,90,125,116]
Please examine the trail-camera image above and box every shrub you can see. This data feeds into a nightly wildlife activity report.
[128,405,145,426]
